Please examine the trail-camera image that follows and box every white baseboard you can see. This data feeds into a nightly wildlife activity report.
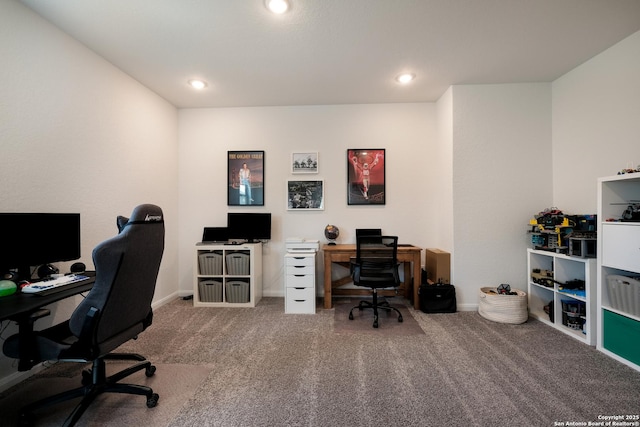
[456,303,479,312]
[152,291,181,309]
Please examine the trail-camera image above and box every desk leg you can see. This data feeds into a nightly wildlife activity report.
[413,252,421,310]
[403,263,412,299]
[14,308,51,371]
[323,252,333,309]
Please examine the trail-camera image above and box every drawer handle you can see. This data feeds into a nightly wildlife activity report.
[294,299,306,302]
[294,287,305,290]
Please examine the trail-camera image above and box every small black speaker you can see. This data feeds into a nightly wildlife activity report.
[2,271,19,282]
[70,262,86,274]
[37,264,59,278]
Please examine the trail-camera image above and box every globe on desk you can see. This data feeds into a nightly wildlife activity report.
[324,224,339,245]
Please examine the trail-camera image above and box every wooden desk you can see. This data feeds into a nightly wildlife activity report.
[322,244,422,309]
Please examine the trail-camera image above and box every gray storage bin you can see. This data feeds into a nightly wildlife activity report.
[607,275,640,317]
[198,279,223,302]
[226,252,250,275]
[199,251,223,275]
[226,280,250,303]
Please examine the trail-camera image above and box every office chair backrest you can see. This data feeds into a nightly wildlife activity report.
[355,235,398,270]
[355,228,382,238]
[69,204,165,356]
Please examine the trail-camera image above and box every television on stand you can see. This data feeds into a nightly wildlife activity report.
[227,213,271,243]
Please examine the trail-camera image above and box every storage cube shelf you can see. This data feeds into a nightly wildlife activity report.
[527,248,596,345]
[194,242,262,307]
[597,173,640,372]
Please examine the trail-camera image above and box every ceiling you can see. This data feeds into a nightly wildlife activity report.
[19,0,640,109]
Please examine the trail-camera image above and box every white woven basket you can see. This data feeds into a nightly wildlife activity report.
[478,287,528,324]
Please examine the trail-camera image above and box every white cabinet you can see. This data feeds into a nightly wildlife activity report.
[601,223,640,272]
[527,249,597,345]
[194,242,262,307]
[597,174,640,372]
[284,253,316,314]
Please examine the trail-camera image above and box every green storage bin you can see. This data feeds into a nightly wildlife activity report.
[603,309,640,367]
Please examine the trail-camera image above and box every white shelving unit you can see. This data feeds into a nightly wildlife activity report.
[597,174,640,372]
[193,242,262,308]
[527,248,597,345]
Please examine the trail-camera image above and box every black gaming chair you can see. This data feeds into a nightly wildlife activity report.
[3,204,165,426]
[348,235,403,328]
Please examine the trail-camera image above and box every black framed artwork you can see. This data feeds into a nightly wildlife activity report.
[347,149,385,205]
[287,180,324,210]
[228,151,264,206]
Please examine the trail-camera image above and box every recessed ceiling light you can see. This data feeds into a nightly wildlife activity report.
[396,73,415,84]
[265,0,290,14]
[188,79,207,90]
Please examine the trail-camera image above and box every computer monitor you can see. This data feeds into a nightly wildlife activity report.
[0,213,81,281]
[227,213,271,242]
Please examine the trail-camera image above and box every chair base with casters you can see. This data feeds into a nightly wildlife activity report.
[17,352,159,427]
[348,289,403,328]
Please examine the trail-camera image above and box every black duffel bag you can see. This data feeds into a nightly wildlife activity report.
[419,282,457,313]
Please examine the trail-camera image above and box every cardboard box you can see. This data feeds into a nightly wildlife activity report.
[425,248,450,284]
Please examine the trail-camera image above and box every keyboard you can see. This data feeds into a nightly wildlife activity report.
[21,274,89,294]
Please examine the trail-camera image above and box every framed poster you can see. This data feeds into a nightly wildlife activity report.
[228,151,264,206]
[291,152,318,174]
[287,180,324,210]
[347,149,385,205]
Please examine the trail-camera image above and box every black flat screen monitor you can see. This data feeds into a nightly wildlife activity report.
[227,213,271,242]
[0,213,81,280]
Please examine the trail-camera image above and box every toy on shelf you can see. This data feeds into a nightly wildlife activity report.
[617,165,640,175]
[531,268,554,287]
[527,208,596,257]
[605,200,640,222]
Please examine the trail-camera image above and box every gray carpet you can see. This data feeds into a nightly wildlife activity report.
[0,363,211,426]
[333,298,424,335]
[2,297,640,426]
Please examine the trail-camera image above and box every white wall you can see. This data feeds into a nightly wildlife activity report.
[434,87,455,254]
[450,83,553,308]
[552,30,640,213]
[178,103,437,297]
[0,1,179,388]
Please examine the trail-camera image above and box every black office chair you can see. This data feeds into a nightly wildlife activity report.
[2,204,165,427]
[348,235,403,328]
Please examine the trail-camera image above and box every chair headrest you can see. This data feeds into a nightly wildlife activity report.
[117,204,164,233]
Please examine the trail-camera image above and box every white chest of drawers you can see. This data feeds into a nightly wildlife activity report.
[284,253,316,314]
